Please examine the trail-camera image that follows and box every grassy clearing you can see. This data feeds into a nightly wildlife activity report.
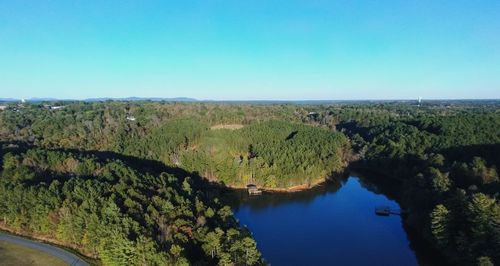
[210,124,245,130]
[0,240,68,266]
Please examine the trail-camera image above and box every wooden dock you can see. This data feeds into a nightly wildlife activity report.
[375,206,391,216]
[375,206,408,216]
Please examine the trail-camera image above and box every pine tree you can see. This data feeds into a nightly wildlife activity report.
[429,167,451,193]
[430,204,450,248]
[476,256,494,266]
[468,193,495,242]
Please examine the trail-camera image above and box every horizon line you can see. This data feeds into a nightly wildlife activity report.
[1,97,500,102]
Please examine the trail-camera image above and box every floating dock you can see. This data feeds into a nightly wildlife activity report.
[375,206,408,216]
[375,206,391,216]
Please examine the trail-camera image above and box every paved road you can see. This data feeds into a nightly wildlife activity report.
[0,232,89,266]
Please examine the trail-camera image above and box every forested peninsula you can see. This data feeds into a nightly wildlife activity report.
[1,100,499,265]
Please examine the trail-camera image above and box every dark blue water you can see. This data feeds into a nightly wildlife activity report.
[233,176,421,266]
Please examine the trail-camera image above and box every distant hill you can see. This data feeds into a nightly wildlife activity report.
[0,98,72,103]
[28,97,66,102]
[1,97,499,105]
[84,97,198,102]
[0,98,20,102]
[1,97,198,103]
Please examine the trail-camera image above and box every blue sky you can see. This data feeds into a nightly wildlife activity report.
[1,0,499,100]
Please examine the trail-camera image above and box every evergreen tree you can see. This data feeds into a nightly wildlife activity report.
[430,204,450,248]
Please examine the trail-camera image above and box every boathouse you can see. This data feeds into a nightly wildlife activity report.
[247,184,262,195]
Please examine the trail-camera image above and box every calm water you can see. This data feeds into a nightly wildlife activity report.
[233,176,432,266]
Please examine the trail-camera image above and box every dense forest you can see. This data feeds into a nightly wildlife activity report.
[116,120,349,188]
[0,144,262,265]
[331,104,500,265]
[0,103,350,188]
[0,100,499,265]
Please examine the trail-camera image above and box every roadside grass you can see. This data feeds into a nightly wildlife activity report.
[0,240,68,266]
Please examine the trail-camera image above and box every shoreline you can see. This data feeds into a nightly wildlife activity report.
[224,173,346,193]
[261,178,328,193]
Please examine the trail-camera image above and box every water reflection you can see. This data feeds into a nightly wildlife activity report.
[231,176,346,211]
[229,174,445,266]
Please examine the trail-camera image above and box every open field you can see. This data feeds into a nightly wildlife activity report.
[210,124,245,130]
[0,240,68,266]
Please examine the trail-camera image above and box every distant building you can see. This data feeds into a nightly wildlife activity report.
[0,105,7,111]
[43,104,65,110]
[307,111,319,119]
[126,116,136,121]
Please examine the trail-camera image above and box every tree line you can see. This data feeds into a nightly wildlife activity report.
[335,105,500,265]
[0,145,263,265]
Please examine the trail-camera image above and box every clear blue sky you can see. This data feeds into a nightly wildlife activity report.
[1,0,499,100]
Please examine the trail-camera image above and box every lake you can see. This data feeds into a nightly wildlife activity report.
[232,175,441,266]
